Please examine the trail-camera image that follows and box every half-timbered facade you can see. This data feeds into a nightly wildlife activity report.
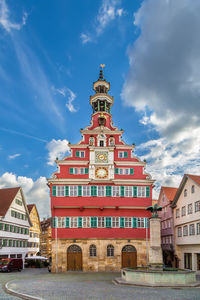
[48,69,154,272]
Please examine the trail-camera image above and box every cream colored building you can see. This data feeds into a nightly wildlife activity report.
[27,204,41,256]
[172,174,200,272]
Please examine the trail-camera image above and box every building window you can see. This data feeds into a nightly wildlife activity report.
[124,217,132,228]
[97,186,105,197]
[89,245,97,257]
[112,217,119,228]
[176,208,180,218]
[57,186,65,197]
[69,186,77,197]
[184,189,187,197]
[82,186,90,197]
[188,203,193,215]
[89,137,95,146]
[137,186,145,197]
[118,151,128,158]
[137,217,145,228]
[195,201,200,212]
[181,206,186,216]
[98,217,105,228]
[82,217,90,228]
[100,140,104,147]
[169,236,172,244]
[75,151,85,158]
[184,253,192,269]
[70,217,78,228]
[107,245,114,257]
[15,199,23,206]
[191,185,195,194]
[124,186,133,197]
[112,186,120,197]
[57,217,65,228]
[177,227,182,237]
[183,225,188,236]
[168,219,171,228]
[109,137,115,146]
[189,224,195,235]
[197,223,200,235]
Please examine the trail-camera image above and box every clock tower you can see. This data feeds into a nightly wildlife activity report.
[48,67,155,272]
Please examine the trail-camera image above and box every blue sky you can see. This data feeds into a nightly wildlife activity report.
[0,0,200,217]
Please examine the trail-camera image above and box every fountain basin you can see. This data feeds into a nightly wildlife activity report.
[120,268,197,287]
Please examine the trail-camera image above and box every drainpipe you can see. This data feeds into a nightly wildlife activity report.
[55,223,58,273]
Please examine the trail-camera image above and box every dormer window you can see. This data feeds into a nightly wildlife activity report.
[109,137,115,146]
[191,185,195,193]
[184,189,187,197]
[97,134,106,147]
[100,141,104,147]
[89,137,95,146]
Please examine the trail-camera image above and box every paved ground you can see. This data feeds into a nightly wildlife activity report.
[0,269,200,300]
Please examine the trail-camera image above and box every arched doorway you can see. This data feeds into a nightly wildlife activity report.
[122,245,137,268]
[67,245,82,271]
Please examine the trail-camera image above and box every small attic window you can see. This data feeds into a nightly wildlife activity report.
[184,189,187,197]
[191,185,195,193]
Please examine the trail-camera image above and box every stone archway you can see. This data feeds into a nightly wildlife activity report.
[67,245,82,271]
[121,245,137,268]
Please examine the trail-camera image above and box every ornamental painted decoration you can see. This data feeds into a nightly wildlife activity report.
[95,167,108,179]
[95,151,108,163]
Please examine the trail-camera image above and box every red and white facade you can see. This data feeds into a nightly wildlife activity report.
[48,69,155,272]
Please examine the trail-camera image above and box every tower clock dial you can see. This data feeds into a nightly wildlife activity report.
[95,151,108,163]
[95,167,108,179]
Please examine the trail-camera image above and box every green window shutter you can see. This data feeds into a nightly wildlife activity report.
[106,186,112,196]
[130,168,134,175]
[65,217,70,228]
[65,186,69,196]
[52,185,57,197]
[106,217,112,228]
[91,217,97,228]
[9,240,12,247]
[124,151,128,158]
[75,151,80,157]
[115,168,119,175]
[69,168,74,174]
[133,186,137,197]
[146,186,150,197]
[3,240,6,247]
[120,217,125,228]
[85,168,89,174]
[132,217,137,228]
[0,223,2,230]
[145,218,149,228]
[53,217,57,228]
[91,186,97,196]
[78,217,82,228]
[78,186,82,196]
[120,186,124,197]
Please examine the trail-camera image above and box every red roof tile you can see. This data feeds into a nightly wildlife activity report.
[0,187,20,216]
[186,174,200,186]
[27,204,34,213]
[162,186,178,202]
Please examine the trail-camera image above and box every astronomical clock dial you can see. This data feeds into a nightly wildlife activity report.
[95,151,108,163]
[95,167,108,179]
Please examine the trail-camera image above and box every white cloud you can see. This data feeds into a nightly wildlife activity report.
[0,0,27,32]
[46,139,70,166]
[122,0,200,196]
[0,172,50,218]
[80,32,92,45]
[8,153,21,160]
[52,86,77,113]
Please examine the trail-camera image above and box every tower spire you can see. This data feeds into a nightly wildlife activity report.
[99,64,105,80]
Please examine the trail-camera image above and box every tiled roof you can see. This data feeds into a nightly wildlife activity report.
[186,174,200,186]
[41,218,51,229]
[162,186,178,202]
[0,187,20,216]
[27,204,34,213]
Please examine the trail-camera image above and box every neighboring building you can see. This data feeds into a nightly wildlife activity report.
[40,218,51,258]
[158,186,178,267]
[171,174,200,271]
[47,69,154,272]
[27,204,41,256]
[0,187,32,262]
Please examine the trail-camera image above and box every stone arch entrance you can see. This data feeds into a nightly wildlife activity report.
[67,245,82,271]
[121,245,137,268]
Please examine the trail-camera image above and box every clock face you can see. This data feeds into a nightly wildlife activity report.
[95,151,108,163]
[95,167,108,179]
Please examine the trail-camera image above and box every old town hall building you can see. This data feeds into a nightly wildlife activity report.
[48,69,154,272]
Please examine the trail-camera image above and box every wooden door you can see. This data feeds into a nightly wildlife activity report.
[122,245,137,268]
[67,245,82,271]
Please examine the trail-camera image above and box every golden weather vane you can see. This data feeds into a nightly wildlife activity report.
[100,64,105,69]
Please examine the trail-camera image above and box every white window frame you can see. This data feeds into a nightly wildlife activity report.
[188,203,193,215]
[112,186,120,197]
[124,217,132,228]
[189,224,195,236]
[195,201,200,212]
[69,186,77,197]
[82,186,91,197]
[80,168,85,175]
[82,217,90,228]
[197,222,200,235]
[137,186,145,197]
[137,217,145,228]
[176,208,180,218]
[124,186,133,197]
[80,151,85,158]
[181,206,186,216]
[57,217,65,228]
[97,186,105,197]
[57,186,65,197]
[70,217,78,228]
[98,217,105,228]
[112,217,119,228]
[183,225,188,236]
[177,227,182,237]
